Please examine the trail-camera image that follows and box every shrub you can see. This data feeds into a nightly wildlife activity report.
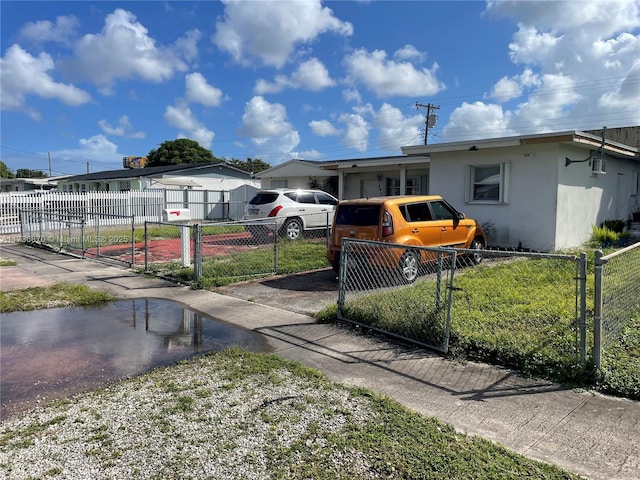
[592,224,619,244]
[600,219,626,233]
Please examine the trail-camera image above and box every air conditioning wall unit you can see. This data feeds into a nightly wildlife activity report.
[591,156,606,175]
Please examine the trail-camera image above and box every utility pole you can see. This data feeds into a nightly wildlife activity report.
[48,152,52,176]
[415,102,440,145]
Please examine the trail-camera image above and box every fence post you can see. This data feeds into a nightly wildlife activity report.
[593,250,605,369]
[144,221,149,273]
[96,215,102,257]
[130,216,135,267]
[273,225,279,274]
[337,239,349,317]
[193,224,202,280]
[81,219,86,258]
[578,252,587,365]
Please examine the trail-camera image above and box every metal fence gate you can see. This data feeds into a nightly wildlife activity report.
[19,209,137,267]
[337,239,587,361]
[337,239,457,353]
[593,242,640,368]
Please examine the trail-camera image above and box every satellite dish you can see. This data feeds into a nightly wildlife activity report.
[427,114,438,128]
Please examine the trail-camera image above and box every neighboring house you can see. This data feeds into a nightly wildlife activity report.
[401,128,640,251]
[254,159,339,194]
[256,156,430,200]
[319,155,430,200]
[57,162,260,192]
[0,175,69,192]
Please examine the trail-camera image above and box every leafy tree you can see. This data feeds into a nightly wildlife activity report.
[146,139,217,167]
[16,168,47,178]
[0,161,15,179]
[227,157,271,174]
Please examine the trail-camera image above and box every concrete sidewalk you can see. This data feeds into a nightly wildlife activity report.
[1,243,638,480]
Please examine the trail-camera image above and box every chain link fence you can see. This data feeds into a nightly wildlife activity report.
[594,242,640,368]
[143,214,330,285]
[337,239,587,369]
[19,209,136,267]
[337,239,458,353]
[450,248,587,368]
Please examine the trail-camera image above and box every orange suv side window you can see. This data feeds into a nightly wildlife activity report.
[430,200,456,220]
[403,202,433,222]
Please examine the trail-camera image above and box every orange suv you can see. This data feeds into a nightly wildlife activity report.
[327,195,486,281]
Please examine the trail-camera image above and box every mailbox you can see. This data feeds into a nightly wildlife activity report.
[162,208,191,223]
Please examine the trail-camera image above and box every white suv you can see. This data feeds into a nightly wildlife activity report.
[243,189,338,240]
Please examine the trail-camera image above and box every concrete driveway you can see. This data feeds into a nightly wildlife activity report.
[216,267,338,316]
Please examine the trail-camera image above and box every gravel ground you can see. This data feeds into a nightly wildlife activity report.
[0,350,376,480]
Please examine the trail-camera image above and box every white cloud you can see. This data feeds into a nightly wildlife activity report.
[98,115,145,139]
[488,68,540,102]
[255,58,336,94]
[238,96,300,163]
[0,44,91,120]
[18,15,79,46]
[442,0,640,141]
[164,105,214,149]
[298,149,323,160]
[172,29,202,64]
[443,102,511,141]
[290,58,336,91]
[338,112,369,151]
[374,103,424,151]
[342,88,362,104]
[184,72,223,107]
[394,44,426,63]
[213,0,353,68]
[60,8,190,95]
[309,119,340,137]
[49,134,122,170]
[344,48,445,98]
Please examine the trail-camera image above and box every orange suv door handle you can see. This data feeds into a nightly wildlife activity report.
[441,227,447,232]
[411,228,419,234]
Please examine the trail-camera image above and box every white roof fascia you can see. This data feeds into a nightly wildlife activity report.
[402,130,638,158]
[325,156,430,170]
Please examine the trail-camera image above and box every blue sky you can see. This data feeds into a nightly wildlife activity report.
[1,0,639,176]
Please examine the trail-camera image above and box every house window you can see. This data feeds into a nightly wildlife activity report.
[406,176,428,195]
[466,163,510,203]
[80,183,86,192]
[119,181,131,191]
[272,179,287,188]
[386,177,400,195]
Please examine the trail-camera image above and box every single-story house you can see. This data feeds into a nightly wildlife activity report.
[401,128,640,251]
[254,156,430,200]
[262,126,639,251]
[57,162,260,192]
[0,175,70,192]
[253,159,339,195]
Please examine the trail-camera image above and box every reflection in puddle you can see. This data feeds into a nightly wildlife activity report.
[0,299,271,420]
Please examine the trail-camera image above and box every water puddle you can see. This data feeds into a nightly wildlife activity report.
[0,299,272,420]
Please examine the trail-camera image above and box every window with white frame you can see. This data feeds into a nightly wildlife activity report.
[406,175,428,195]
[119,180,131,191]
[271,179,288,188]
[466,163,510,203]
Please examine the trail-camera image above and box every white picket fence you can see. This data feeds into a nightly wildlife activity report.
[0,186,258,235]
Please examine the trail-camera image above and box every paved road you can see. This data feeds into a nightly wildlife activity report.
[1,243,639,480]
